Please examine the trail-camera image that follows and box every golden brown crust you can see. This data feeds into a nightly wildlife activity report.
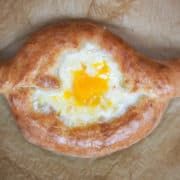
[163,59,180,97]
[8,88,167,157]
[0,21,179,157]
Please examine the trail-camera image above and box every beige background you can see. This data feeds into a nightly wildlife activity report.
[0,0,180,179]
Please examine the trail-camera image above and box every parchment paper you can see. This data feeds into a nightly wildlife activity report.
[0,0,180,179]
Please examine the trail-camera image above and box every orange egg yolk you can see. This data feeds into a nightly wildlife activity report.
[64,61,110,106]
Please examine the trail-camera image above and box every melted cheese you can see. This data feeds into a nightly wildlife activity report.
[32,42,153,127]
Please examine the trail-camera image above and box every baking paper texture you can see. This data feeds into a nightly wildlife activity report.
[0,0,179,179]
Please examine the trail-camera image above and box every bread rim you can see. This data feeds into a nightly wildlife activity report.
[1,21,177,157]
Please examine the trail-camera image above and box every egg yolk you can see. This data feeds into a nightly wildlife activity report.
[64,61,110,106]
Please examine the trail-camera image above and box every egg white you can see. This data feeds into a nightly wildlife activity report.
[32,42,154,127]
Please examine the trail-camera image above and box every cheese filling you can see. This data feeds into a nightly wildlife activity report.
[32,42,152,127]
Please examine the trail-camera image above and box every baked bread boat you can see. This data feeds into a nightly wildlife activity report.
[0,21,179,157]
